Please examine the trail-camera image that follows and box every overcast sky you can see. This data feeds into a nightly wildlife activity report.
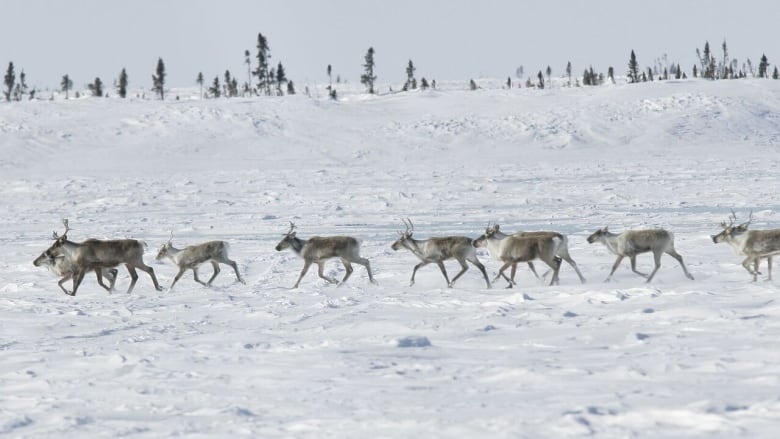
[4,0,780,90]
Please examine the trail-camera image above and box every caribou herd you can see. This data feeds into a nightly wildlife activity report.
[32,211,780,295]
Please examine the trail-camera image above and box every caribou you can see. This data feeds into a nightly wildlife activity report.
[156,233,245,289]
[275,222,376,288]
[40,219,162,295]
[711,210,780,281]
[483,224,586,284]
[473,225,563,287]
[33,249,118,295]
[587,227,694,282]
[391,218,491,288]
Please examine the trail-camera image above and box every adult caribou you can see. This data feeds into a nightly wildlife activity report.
[391,218,491,288]
[275,222,376,288]
[39,219,162,295]
[711,210,780,281]
[587,227,694,282]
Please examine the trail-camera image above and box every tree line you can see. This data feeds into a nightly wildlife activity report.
[3,37,778,102]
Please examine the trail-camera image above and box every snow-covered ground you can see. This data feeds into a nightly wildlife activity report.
[2,79,780,437]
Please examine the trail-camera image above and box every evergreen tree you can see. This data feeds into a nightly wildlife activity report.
[566,61,572,87]
[506,76,511,89]
[287,80,295,95]
[151,57,166,99]
[15,69,27,101]
[60,74,73,99]
[537,70,544,89]
[469,78,477,90]
[628,50,639,83]
[360,47,377,94]
[405,60,416,90]
[722,40,729,79]
[607,66,615,84]
[208,76,221,98]
[546,65,552,87]
[253,33,272,95]
[420,77,429,90]
[196,72,204,99]
[647,67,654,81]
[4,62,15,101]
[327,64,333,88]
[117,68,128,98]
[88,77,103,97]
[244,49,252,95]
[759,54,769,78]
[774,67,779,80]
[275,61,287,95]
[224,70,233,97]
[693,64,698,78]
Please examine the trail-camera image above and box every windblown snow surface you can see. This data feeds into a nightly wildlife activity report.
[2,78,780,438]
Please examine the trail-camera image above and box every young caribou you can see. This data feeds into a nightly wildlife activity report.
[587,227,694,282]
[711,210,780,281]
[390,219,491,288]
[473,225,563,287]
[41,219,162,295]
[34,249,118,295]
[156,233,245,289]
[275,223,376,288]
[484,224,586,284]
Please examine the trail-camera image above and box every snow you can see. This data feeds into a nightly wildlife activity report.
[2,79,780,437]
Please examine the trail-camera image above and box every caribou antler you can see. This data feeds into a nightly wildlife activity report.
[284,221,296,236]
[740,210,754,229]
[168,230,174,244]
[52,218,71,239]
[721,209,738,229]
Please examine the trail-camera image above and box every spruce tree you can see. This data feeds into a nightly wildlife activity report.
[224,70,233,97]
[275,62,287,95]
[627,50,639,84]
[244,49,252,95]
[253,33,271,95]
[88,77,103,97]
[287,80,295,95]
[60,74,73,99]
[405,60,416,90]
[118,68,128,98]
[4,62,15,101]
[196,72,204,99]
[607,66,615,84]
[15,69,27,101]
[566,61,572,87]
[546,65,552,87]
[759,54,769,78]
[209,76,221,98]
[537,70,544,89]
[360,47,376,94]
[151,58,166,99]
[774,67,779,80]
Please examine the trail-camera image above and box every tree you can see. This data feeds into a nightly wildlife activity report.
[117,68,128,98]
[722,40,729,79]
[275,61,287,95]
[627,50,639,83]
[327,64,333,89]
[4,62,15,101]
[208,76,221,98]
[607,66,615,84]
[287,80,295,95]
[515,66,524,79]
[60,74,73,99]
[546,65,552,87]
[196,72,204,99]
[759,54,769,78]
[253,32,271,95]
[774,67,779,80]
[405,60,416,90]
[15,69,27,101]
[151,57,166,99]
[566,61,572,87]
[88,77,103,97]
[244,49,252,95]
[420,77,429,90]
[537,70,544,89]
[360,47,376,94]
[469,79,477,90]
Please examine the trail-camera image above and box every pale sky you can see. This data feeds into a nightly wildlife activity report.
[3,0,780,90]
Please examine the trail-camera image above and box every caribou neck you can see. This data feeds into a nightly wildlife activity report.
[289,237,306,254]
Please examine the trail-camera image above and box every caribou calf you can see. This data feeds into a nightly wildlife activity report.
[391,219,491,288]
[473,226,563,287]
[587,227,694,282]
[156,235,245,289]
[34,250,118,295]
[711,210,780,281]
[42,219,162,295]
[275,223,376,288]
